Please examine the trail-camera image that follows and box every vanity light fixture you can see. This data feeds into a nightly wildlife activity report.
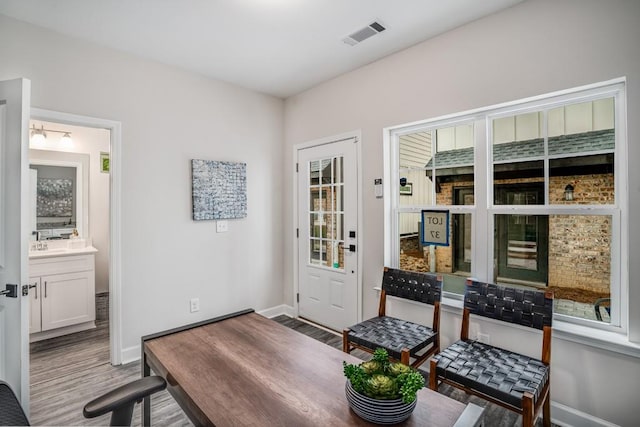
[60,132,73,146]
[29,124,73,145]
[30,124,47,145]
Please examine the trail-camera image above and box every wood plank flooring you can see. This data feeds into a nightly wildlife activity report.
[30,315,545,426]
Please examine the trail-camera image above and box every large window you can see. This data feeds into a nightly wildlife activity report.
[386,80,626,331]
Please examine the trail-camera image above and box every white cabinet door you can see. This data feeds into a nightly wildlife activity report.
[41,271,95,331]
[29,278,42,334]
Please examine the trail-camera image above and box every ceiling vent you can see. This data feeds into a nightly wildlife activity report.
[343,21,386,46]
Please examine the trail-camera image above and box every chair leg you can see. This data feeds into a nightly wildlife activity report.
[543,391,551,427]
[400,348,410,366]
[429,359,438,391]
[342,329,350,354]
[522,392,535,427]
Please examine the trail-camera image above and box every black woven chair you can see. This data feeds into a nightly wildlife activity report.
[83,376,166,426]
[594,297,611,321]
[342,267,442,368]
[429,279,553,427]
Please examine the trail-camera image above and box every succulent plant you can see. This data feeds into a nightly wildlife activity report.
[360,360,382,375]
[343,348,425,404]
[364,374,398,399]
[388,362,412,377]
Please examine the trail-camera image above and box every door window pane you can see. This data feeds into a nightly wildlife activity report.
[320,159,332,184]
[310,160,320,186]
[307,155,345,270]
[333,157,343,184]
[310,213,324,238]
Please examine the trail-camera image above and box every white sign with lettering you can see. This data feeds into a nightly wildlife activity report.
[421,210,450,246]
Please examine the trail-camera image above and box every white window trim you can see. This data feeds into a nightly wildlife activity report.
[383,77,634,354]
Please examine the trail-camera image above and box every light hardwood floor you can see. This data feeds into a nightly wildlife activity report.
[30,315,546,426]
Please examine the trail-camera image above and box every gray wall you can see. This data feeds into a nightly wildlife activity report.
[284,0,640,425]
[0,13,285,358]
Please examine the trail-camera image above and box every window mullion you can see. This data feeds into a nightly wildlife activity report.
[474,118,490,282]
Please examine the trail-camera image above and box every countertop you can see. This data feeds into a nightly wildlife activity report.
[28,242,98,260]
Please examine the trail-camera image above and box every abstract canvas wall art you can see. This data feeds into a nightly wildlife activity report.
[191,159,247,220]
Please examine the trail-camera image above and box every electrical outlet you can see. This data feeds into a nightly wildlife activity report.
[477,332,490,344]
[216,220,228,233]
[190,298,200,313]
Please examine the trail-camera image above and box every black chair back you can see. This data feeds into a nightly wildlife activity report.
[464,279,553,329]
[382,267,442,305]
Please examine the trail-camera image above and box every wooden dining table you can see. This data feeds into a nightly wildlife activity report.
[141,309,484,426]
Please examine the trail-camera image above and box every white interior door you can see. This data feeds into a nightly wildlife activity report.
[0,78,31,409]
[297,137,358,331]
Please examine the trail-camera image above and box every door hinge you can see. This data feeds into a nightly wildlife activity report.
[296,293,299,303]
[296,163,299,172]
[296,228,299,238]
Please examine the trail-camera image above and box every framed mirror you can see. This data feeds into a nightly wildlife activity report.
[29,149,89,240]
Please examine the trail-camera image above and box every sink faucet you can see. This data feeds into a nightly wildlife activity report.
[31,231,48,251]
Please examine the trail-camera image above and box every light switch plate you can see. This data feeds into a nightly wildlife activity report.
[216,220,228,233]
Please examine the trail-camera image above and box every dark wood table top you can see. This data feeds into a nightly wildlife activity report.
[143,310,482,426]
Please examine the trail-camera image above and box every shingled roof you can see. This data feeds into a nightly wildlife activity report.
[426,128,614,168]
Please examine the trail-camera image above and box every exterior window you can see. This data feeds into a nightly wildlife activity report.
[387,81,626,331]
[395,124,475,294]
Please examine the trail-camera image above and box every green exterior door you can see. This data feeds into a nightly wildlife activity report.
[495,184,548,285]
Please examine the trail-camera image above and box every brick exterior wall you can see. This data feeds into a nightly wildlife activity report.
[548,174,613,293]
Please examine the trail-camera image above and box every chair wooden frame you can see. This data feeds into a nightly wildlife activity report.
[429,280,552,427]
[342,267,442,368]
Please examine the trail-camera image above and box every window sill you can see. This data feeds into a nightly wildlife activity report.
[373,286,640,359]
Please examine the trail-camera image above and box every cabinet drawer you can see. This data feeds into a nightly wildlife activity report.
[29,254,95,276]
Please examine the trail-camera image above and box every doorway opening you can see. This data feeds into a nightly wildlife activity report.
[23,108,122,419]
[27,118,112,419]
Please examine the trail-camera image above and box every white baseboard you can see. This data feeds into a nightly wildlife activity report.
[120,345,141,365]
[551,402,619,427]
[258,304,295,318]
[30,321,96,343]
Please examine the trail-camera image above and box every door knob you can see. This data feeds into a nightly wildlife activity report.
[1,284,18,298]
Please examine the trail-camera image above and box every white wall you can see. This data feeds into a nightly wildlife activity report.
[29,121,111,293]
[0,14,285,359]
[284,0,640,425]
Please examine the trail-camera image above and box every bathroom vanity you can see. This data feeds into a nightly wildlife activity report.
[28,242,98,342]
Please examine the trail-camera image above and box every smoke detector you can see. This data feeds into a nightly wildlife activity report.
[343,21,386,46]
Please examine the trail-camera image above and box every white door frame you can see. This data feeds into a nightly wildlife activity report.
[292,130,363,325]
[30,108,123,365]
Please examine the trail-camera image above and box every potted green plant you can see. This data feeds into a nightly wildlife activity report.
[343,348,425,424]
